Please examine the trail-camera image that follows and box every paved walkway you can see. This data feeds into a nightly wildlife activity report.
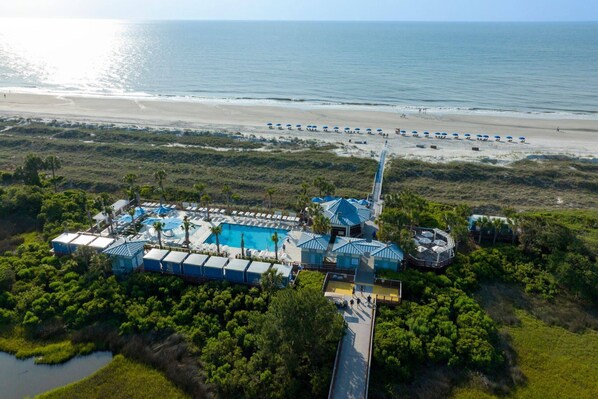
[329,292,376,399]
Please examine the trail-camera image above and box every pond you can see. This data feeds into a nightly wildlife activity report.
[0,351,113,399]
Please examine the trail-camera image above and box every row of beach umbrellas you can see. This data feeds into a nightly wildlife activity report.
[267,123,384,134]
[397,130,526,143]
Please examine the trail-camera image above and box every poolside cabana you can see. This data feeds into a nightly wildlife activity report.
[103,238,146,274]
[296,232,331,266]
[271,263,293,287]
[143,248,169,273]
[161,250,188,275]
[203,256,229,280]
[88,236,115,252]
[67,234,97,253]
[225,259,251,283]
[182,254,209,278]
[246,261,272,285]
[320,197,371,237]
[51,233,80,255]
[372,243,404,272]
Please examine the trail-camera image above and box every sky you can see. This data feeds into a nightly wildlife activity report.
[0,0,597,22]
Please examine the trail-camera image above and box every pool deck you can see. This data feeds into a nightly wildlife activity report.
[128,207,301,259]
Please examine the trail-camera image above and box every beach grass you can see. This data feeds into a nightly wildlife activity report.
[0,326,95,365]
[451,310,598,399]
[0,124,376,206]
[36,354,190,399]
[384,157,598,209]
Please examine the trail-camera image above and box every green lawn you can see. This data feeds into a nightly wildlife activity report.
[452,310,598,399]
[36,354,190,399]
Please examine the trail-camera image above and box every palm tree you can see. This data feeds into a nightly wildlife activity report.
[153,221,165,249]
[492,218,507,245]
[271,231,279,260]
[240,232,245,258]
[475,216,491,244]
[210,225,222,254]
[103,206,114,236]
[265,187,277,210]
[44,155,61,192]
[201,194,212,221]
[260,268,284,299]
[153,169,167,206]
[313,176,325,197]
[181,216,195,247]
[222,185,232,214]
[312,214,331,235]
[122,173,140,205]
[193,182,205,205]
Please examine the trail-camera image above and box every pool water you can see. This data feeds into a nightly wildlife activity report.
[205,223,288,251]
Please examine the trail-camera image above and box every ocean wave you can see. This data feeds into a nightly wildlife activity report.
[1,86,596,120]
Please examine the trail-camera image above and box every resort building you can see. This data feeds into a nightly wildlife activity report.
[87,237,115,252]
[331,237,368,269]
[318,197,372,237]
[296,232,331,266]
[371,243,404,271]
[103,238,147,274]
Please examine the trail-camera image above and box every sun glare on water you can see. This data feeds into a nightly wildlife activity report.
[0,18,138,94]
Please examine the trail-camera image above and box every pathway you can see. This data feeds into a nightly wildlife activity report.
[370,142,388,218]
[329,262,376,399]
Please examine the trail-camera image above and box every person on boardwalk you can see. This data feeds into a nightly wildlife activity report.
[356,298,361,306]
[350,299,354,308]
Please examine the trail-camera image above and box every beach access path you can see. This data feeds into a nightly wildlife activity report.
[329,293,376,399]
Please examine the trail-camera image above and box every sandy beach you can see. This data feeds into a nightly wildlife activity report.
[0,91,597,163]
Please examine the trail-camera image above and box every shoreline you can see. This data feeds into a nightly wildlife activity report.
[1,91,597,164]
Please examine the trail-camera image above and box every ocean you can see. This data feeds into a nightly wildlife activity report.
[0,19,597,117]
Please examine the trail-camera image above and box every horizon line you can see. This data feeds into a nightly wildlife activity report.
[0,17,597,23]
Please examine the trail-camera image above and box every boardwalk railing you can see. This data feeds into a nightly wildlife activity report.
[364,298,376,399]
[327,329,345,399]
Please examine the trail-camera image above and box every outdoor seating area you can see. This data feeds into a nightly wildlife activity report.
[409,227,455,268]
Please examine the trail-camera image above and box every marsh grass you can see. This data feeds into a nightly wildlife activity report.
[0,326,96,364]
[36,354,190,399]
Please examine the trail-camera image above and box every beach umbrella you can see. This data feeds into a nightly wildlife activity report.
[161,217,183,231]
[419,237,432,245]
[334,126,340,132]
[423,131,430,136]
[118,214,133,224]
[323,126,329,131]
[267,122,272,126]
[377,128,383,132]
[506,136,513,141]
[464,133,471,139]
[355,128,361,132]
[323,195,335,202]
[412,130,418,134]
[483,134,489,141]
[442,132,448,136]
[519,136,526,142]
[155,205,172,216]
[296,124,302,128]
[421,231,434,238]
[286,124,292,129]
[311,197,324,203]
[366,128,372,132]
[452,133,459,138]
[494,135,501,141]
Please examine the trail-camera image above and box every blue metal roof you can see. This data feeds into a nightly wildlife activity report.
[296,232,330,251]
[371,243,404,261]
[322,198,371,227]
[103,239,146,258]
[331,237,371,255]
[247,261,271,275]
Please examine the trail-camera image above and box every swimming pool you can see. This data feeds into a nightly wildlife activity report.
[205,223,289,251]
